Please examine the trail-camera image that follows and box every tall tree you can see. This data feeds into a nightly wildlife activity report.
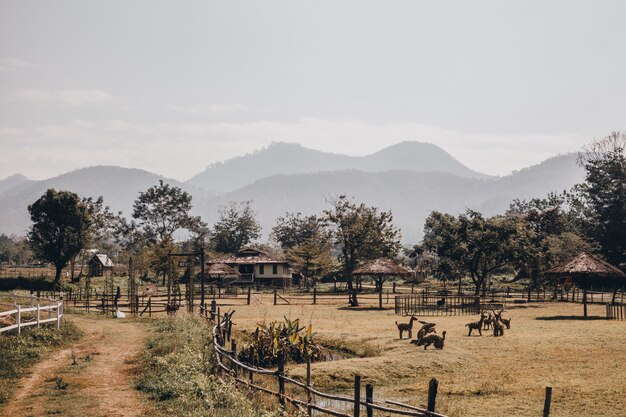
[324,195,401,306]
[132,180,205,242]
[575,131,626,269]
[423,210,522,295]
[211,201,261,254]
[272,213,325,250]
[27,189,91,288]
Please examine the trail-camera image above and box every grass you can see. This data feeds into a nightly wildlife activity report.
[230,297,626,417]
[0,322,81,404]
[135,313,283,417]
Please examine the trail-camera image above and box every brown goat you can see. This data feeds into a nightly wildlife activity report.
[500,316,512,329]
[465,313,486,336]
[413,331,446,350]
[395,315,418,339]
[483,312,494,330]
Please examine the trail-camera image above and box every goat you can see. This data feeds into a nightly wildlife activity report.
[415,321,437,340]
[436,298,446,308]
[491,309,505,336]
[395,315,418,339]
[465,313,486,336]
[413,331,446,350]
[483,312,494,330]
[500,316,512,329]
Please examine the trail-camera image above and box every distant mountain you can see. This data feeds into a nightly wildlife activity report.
[0,174,32,197]
[186,141,490,193]
[0,166,201,236]
[201,153,584,243]
[0,149,585,242]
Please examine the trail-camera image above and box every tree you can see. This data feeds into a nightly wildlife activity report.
[210,201,261,254]
[575,131,626,270]
[132,180,205,242]
[27,189,91,288]
[422,210,522,296]
[286,235,337,288]
[272,213,325,250]
[324,195,401,306]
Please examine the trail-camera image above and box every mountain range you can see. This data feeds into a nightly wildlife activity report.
[0,142,585,242]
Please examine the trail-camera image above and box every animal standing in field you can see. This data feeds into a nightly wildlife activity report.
[500,316,512,329]
[395,315,418,339]
[414,331,446,350]
[465,312,486,336]
[436,298,446,308]
[483,312,494,330]
[491,309,505,336]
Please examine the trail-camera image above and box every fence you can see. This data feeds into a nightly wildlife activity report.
[394,293,482,317]
[0,293,64,334]
[211,310,449,417]
[606,303,626,320]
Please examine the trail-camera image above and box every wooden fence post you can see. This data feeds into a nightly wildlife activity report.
[365,383,373,417]
[36,303,40,328]
[247,287,251,305]
[313,287,317,305]
[274,288,277,305]
[278,350,285,408]
[354,375,361,417]
[427,378,438,413]
[306,356,312,415]
[543,386,552,417]
[231,340,238,378]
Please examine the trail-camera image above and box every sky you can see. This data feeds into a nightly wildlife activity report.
[1,1,625,181]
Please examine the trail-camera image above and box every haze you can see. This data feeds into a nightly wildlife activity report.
[1,1,625,180]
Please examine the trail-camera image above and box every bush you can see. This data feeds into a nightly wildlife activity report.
[135,314,281,417]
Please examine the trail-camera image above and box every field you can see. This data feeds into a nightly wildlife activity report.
[228,298,626,417]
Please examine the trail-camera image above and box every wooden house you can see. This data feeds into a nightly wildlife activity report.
[208,247,292,286]
[88,253,114,277]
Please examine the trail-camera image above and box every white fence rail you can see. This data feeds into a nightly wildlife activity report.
[0,294,64,335]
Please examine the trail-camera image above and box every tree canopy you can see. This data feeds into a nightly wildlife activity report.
[210,201,261,254]
[28,189,91,287]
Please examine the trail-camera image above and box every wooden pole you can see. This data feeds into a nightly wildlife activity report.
[278,350,285,408]
[17,304,21,335]
[427,378,438,412]
[306,356,312,415]
[36,303,40,328]
[231,340,238,378]
[313,287,317,305]
[274,288,277,305]
[583,287,588,319]
[365,383,374,417]
[353,375,361,417]
[200,249,205,313]
[247,286,251,305]
[543,386,552,417]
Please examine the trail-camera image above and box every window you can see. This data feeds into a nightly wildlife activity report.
[259,264,265,275]
[272,264,278,274]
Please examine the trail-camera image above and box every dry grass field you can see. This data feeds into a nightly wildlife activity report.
[231,299,626,417]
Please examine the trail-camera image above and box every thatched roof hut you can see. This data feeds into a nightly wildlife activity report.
[207,263,240,277]
[546,252,625,318]
[352,258,412,309]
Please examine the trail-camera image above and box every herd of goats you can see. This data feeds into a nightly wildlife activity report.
[395,309,513,350]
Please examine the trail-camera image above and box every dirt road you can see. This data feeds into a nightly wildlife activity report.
[1,315,154,417]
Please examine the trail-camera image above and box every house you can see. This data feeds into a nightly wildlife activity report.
[208,247,292,286]
[88,253,114,277]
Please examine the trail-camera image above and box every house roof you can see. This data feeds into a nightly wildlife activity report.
[207,263,240,276]
[352,258,413,276]
[209,247,288,265]
[546,252,625,278]
[91,253,114,268]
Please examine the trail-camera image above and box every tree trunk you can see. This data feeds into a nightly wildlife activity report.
[54,265,63,290]
[347,278,359,306]
[583,287,588,319]
[378,277,383,309]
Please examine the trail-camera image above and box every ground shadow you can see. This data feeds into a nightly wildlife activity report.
[535,315,607,321]
[0,277,55,291]
[506,305,542,310]
[336,306,391,312]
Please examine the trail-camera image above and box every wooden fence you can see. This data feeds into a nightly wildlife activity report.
[0,293,64,334]
[606,303,626,320]
[211,310,449,417]
[394,294,482,317]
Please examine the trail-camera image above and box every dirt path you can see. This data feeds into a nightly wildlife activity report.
[2,315,154,417]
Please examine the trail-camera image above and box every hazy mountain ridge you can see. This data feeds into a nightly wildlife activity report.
[0,145,584,242]
[186,141,491,193]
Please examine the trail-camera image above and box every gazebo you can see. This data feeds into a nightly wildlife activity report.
[352,258,413,309]
[546,252,625,319]
[207,263,240,287]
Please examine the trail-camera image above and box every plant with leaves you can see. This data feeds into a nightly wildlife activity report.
[237,317,325,367]
[324,195,401,306]
[271,212,325,250]
[132,180,205,242]
[27,189,91,288]
[286,235,338,288]
[423,210,523,296]
[210,201,261,254]
[573,131,626,270]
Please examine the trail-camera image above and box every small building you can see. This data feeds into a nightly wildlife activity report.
[209,247,292,286]
[88,253,114,277]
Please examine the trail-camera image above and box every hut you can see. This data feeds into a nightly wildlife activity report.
[546,252,625,318]
[208,247,292,287]
[88,253,114,277]
[207,263,240,287]
[352,258,412,309]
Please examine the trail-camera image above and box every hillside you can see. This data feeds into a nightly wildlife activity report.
[0,174,32,196]
[0,166,200,236]
[186,141,490,193]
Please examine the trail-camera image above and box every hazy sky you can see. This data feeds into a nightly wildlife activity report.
[1,1,625,180]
